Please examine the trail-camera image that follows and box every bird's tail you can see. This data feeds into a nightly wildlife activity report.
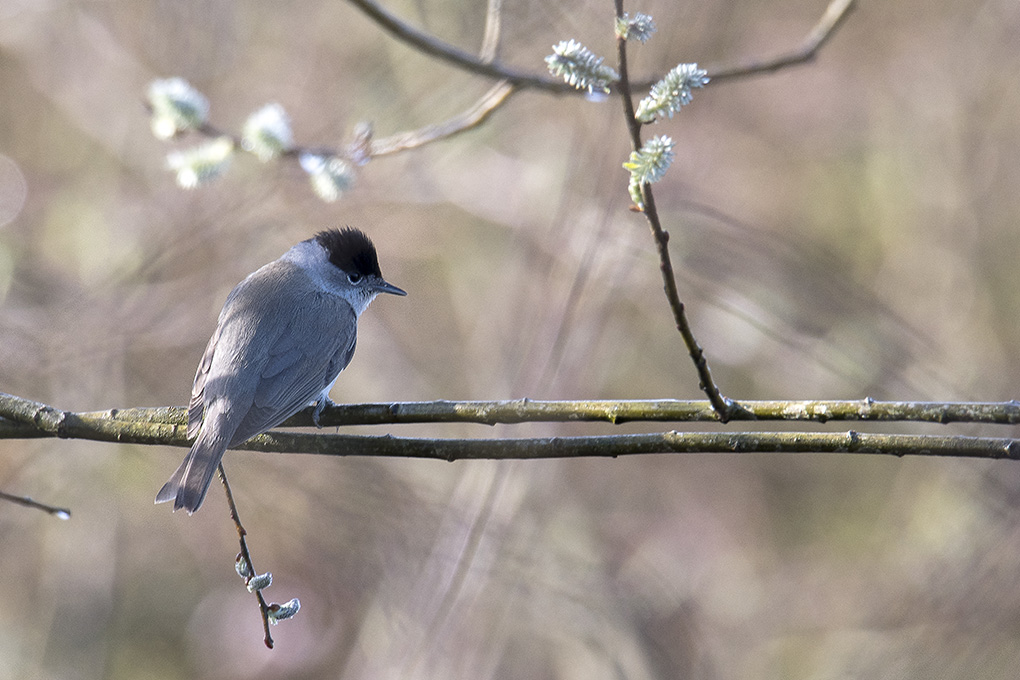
[155,428,229,514]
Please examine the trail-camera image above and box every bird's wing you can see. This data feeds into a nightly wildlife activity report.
[187,323,221,438]
[188,260,359,448]
[228,289,358,446]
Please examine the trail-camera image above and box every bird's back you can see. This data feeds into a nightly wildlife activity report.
[196,259,359,446]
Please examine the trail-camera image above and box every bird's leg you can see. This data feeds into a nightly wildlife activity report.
[311,396,336,428]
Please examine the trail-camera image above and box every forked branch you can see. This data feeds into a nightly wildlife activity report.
[347,0,857,90]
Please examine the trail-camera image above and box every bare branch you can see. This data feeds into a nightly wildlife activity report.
[218,465,275,649]
[252,430,1020,462]
[345,0,573,92]
[479,0,504,64]
[6,393,1020,434]
[613,0,741,422]
[347,0,856,92]
[370,81,517,156]
[13,423,1019,462]
[0,489,71,519]
[151,0,855,194]
[171,80,518,171]
[297,398,1020,427]
[4,393,1020,464]
[0,393,187,445]
[704,0,857,83]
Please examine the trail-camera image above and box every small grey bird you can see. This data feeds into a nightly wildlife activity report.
[156,227,405,513]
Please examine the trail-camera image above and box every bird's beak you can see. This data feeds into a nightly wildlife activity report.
[374,278,407,296]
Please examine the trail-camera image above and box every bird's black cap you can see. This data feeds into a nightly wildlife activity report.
[314,227,382,278]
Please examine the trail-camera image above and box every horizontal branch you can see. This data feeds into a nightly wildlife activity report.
[3,405,1020,462]
[254,430,1020,461]
[298,398,1020,426]
[2,393,1020,464]
[4,393,1020,441]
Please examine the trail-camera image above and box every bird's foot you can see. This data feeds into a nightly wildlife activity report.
[312,397,336,428]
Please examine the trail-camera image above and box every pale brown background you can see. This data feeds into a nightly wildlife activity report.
[2,0,1020,678]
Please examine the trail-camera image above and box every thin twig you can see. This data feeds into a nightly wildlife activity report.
[613,0,741,422]
[346,0,571,92]
[218,464,275,649]
[613,2,642,150]
[706,0,857,83]
[184,82,518,163]
[0,489,71,518]
[478,0,504,64]
[370,81,517,156]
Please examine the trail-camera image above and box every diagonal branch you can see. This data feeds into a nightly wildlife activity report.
[705,0,857,83]
[191,82,518,162]
[0,489,72,518]
[346,0,572,92]
[370,81,517,156]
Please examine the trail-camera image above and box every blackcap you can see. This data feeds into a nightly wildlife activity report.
[156,227,405,513]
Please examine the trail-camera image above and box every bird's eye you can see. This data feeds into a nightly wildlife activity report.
[347,272,362,284]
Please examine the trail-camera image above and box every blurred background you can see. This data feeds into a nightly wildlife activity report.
[1,0,1020,677]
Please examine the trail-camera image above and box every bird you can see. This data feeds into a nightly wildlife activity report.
[156,227,406,513]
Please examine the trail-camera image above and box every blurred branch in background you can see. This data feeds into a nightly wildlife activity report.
[345,0,564,90]
[369,81,517,157]
[706,0,856,82]
[0,489,71,519]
